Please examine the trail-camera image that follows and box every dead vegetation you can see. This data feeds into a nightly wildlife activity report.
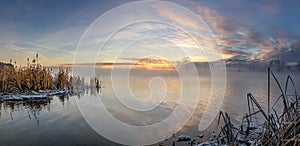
[0,58,84,93]
[204,68,300,145]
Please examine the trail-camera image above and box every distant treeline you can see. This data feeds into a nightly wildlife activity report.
[0,63,85,93]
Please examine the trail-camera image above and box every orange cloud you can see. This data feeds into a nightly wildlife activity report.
[196,6,233,36]
[133,58,176,71]
[276,38,287,49]
[153,3,204,30]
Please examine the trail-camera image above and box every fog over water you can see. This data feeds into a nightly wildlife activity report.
[1,66,299,145]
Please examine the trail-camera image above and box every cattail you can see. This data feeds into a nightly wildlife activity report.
[36,53,39,67]
[27,58,29,67]
[32,59,36,68]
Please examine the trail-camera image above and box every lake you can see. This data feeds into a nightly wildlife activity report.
[0,70,299,145]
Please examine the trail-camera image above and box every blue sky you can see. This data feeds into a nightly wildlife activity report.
[0,0,299,66]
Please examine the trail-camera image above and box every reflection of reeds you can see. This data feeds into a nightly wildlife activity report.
[1,98,52,124]
[0,93,71,120]
[0,62,75,92]
[205,68,300,145]
[89,76,101,88]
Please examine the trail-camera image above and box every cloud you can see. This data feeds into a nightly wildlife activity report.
[194,4,300,63]
[1,0,299,65]
[152,3,204,31]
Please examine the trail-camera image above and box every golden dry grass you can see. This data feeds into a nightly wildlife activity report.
[0,65,73,92]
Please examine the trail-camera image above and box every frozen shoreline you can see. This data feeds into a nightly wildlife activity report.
[0,90,77,101]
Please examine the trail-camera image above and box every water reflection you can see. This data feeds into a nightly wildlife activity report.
[0,89,106,122]
[0,94,75,124]
[0,91,114,146]
[0,71,299,145]
[1,100,49,121]
[89,87,102,96]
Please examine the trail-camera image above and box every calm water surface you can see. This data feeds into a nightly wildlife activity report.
[0,70,299,145]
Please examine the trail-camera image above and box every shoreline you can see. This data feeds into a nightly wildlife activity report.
[0,89,80,102]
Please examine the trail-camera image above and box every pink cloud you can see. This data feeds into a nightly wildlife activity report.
[153,1,299,62]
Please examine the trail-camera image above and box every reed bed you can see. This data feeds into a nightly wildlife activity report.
[0,63,77,93]
[203,68,300,145]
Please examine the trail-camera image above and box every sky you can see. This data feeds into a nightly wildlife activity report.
[0,0,300,66]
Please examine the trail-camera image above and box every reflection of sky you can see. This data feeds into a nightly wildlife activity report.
[1,71,300,145]
[0,0,299,66]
